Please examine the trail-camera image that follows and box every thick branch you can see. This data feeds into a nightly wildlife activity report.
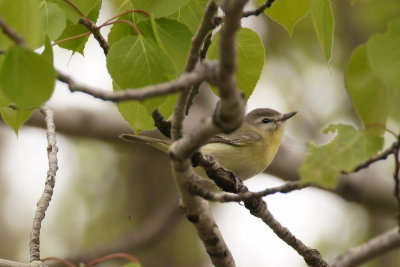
[332,227,400,267]
[57,62,214,103]
[169,1,250,266]
[30,107,58,262]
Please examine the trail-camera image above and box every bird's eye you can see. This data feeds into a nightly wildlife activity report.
[262,118,272,124]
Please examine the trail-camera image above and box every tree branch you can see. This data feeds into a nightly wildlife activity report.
[191,152,329,267]
[189,181,309,202]
[0,16,26,46]
[343,139,400,174]
[168,0,251,266]
[0,259,45,267]
[171,0,219,140]
[332,227,400,267]
[242,0,276,17]
[30,107,59,262]
[56,62,215,103]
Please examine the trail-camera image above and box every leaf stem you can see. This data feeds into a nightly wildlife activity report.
[100,9,150,27]
[53,32,92,46]
[100,20,141,35]
[85,253,141,266]
[61,0,86,18]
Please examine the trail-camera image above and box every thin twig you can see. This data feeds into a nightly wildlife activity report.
[171,0,219,140]
[185,32,215,115]
[343,139,400,174]
[332,227,400,267]
[242,0,277,17]
[53,32,92,46]
[56,62,214,102]
[62,0,86,18]
[189,181,309,202]
[100,20,141,35]
[151,109,171,138]
[0,16,26,46]
[213,0,278,28]
[30,107,58,262]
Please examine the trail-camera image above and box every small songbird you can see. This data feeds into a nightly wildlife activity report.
[120,108,296,180]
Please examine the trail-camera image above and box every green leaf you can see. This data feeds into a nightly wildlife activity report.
[122,262,142,267]
[107,35,175,89]
[130,0,190,18]
[138,18,192,73]
[367,18,400,93]
[311,0,334,61]
[107,36,176,131]
[0,46,56,108]
[299,124,384,188]
[0,0,42,48]
[42,36,54,63]
[55,0,102,54]
[345,45,390,129]
[40,1,67,40]
[345,45,393,130]
[49,0,100,24]
[108,16,140,47]
[0,107,33,134]
[350,0,358,5]
[207,28,265,99]
[117,101,155,133]
[169,0,208,33]
[0,57,10,108]
[260,0,311,34]
[0,90,11,108]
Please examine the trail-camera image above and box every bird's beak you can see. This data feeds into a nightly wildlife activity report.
[280,111,297,121]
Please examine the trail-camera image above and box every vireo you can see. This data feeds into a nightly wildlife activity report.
[120,108,296,180]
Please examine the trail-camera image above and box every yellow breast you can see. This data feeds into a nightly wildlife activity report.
[198,130,283,180]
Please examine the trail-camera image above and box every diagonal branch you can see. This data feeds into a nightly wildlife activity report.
[171,0,220,140]
[191,153,329,267]
[332,227,400,267]
[30,107,59,262]
[0,16,25,46]
[343,139,400,174]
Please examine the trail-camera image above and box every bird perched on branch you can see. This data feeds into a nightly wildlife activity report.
[120,108,296,180]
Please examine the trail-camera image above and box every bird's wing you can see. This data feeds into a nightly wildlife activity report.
[207,129,262,146]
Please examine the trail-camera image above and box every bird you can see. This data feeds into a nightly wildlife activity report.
[120,108,296,180]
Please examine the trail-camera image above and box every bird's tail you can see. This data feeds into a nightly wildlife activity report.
[119,134,171,153]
